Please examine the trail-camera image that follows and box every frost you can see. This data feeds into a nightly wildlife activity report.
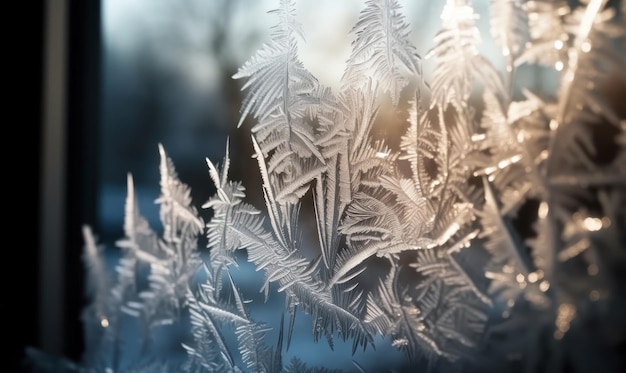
[28,0,626,372]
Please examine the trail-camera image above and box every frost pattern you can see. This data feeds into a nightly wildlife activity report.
[28,0,626,372]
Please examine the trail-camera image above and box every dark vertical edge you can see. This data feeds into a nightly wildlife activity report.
[14,0,44,371]
[39,0,69,363]
[64,0,101,362]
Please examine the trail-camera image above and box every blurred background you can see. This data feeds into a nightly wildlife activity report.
[28,0,560,372]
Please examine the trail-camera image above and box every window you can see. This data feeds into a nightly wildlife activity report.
[33,1,625,372]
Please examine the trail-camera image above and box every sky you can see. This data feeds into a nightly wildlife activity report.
[102,0,500,92]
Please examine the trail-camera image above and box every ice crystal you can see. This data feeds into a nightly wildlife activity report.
[28,0,625,372]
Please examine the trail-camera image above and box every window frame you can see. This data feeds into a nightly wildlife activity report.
[37,0,102,363]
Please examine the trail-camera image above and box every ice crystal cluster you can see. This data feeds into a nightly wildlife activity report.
[29,0,626,372]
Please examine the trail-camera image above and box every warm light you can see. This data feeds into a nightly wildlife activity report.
[554,39,564,50]
[538,202,549,219]
[528,272,539,283]
[581,40,591,53]
[555,61,564,71]
[583,217,602,231]
[549,119,559,131]
[539,280,550,292]
[516,273,525,283]
[554,303,576,340]
[101,318,109,328]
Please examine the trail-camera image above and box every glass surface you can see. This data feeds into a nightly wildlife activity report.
[97,1,554,371]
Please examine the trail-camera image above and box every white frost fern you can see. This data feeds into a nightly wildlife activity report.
[30,1,626,372]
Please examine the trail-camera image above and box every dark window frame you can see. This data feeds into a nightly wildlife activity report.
[34,0,101,368]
